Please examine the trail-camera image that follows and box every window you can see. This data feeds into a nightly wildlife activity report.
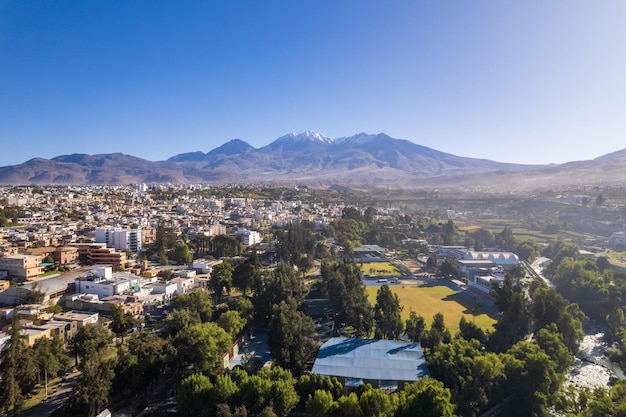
[345,377,363,387]
[380,380,398,391]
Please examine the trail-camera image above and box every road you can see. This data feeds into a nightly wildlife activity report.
[24,368,80,417]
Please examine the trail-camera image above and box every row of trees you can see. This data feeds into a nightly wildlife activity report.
[176,366,455,417]
[0,317,70,415]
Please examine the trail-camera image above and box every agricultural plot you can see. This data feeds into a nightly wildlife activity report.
[366,284,497,335]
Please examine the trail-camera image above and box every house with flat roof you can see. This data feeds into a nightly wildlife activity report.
[311,337,429,392]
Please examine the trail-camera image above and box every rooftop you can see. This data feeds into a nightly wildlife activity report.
[311,337,429,382]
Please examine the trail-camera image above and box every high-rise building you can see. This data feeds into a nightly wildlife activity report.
[95,227,142,252]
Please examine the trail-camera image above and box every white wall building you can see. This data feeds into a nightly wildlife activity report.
[233,228,262,246]
[192,259,222,274]
[95,227,142,252]
[74,267,141,298]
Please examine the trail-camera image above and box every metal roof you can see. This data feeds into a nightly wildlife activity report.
[311,337,429,382]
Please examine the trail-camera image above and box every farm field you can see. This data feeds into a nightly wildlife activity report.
[366,284,497,335]
[457,220,585,243]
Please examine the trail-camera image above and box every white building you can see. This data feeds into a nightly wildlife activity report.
[233,228,262,246]
[74,267,141,298]
[171,276,195,295]
[95,227,142,252]
[192,259,222,274]
[610,231,626,248]
[467,273,505,294]
[463,251,519,269]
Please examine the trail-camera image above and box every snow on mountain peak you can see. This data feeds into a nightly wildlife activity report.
[277,131,332,144]
[333,133,391,146]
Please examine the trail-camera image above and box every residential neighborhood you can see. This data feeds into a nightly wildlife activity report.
[1,184,626,417]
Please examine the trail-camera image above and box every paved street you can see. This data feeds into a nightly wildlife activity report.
[24,368,80,417]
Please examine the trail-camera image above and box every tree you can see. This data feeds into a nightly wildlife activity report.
[171,289,214,323]
[268,299,318,376]
[531,287,584,353]
[405,311,427,343]
[336,392,362,417]
[458,316,486,344]
[229,296,255,322]
[0,316,38,416]
[233,261,258,296]
[70,322,113,362]
[358,387,395,417]
[217,310,247,340]
[423,312,451,349]
[305,389,336,417]
[67,323,116,417]
[34,335,71,381]
[489,274,532,352]
[373,284,403,340]
[237,367,300,417]
[110,304,137,341]
[501,341,561,417]
[439,257,458,277]
[535,324,573,375]
[296,373,343,409]
[395,377,456,417]
[166,307,201,337]
[319,261,374,337]
[210,261,234,299]
[176,373,212,417]
[112,330,168,398]
[174,322,232,373]
[253,263,308,325]
[427,338,504,417]
[72,355,117,417]
[172,241,193,265]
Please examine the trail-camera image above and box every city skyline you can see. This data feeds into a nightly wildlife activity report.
[1,1,625,167]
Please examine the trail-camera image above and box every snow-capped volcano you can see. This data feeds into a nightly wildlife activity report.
[274,130,332,144]
[262,130,332,151]
[333,133,391,146]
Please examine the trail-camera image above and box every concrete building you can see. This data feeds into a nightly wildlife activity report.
[95,227,142,252]
[233,228,262,246]
[0,254,43,281]
[74,267,140,298]
[23,246,79,266]
[610,230,626,248]
[72,243,127,268]
[192,259,222,274]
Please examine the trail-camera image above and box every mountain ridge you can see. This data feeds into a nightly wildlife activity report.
[1,132,625,192]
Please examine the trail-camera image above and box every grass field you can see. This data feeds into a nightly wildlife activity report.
[366,284,497,335]
[606,250,626,268]
[457,220,585,244]
[360,262,402,276]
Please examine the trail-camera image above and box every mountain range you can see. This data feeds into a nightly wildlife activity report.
[1,131,625,192]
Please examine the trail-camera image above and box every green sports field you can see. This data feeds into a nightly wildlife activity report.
[366,284,497,335]
[360,261,402,276]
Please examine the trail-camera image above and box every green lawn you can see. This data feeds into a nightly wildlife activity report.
[606,250,626,268]
[366,284,497,335]
[360,262,402,276]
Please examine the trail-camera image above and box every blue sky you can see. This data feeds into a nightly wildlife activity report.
[1,1,625,166]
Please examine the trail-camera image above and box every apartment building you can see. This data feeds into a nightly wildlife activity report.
[23,246,79,265]
[95,227,142,252]
[233,228,262,246]
[72,243,127,268]
[0,254,43,281]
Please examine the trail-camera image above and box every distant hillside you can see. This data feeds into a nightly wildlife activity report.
[1,132,625,192]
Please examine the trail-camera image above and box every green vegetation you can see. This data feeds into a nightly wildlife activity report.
[366,285,496,334]
[361,261,402,276]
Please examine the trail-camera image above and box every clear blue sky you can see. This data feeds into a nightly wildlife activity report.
[1,1,625,166]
